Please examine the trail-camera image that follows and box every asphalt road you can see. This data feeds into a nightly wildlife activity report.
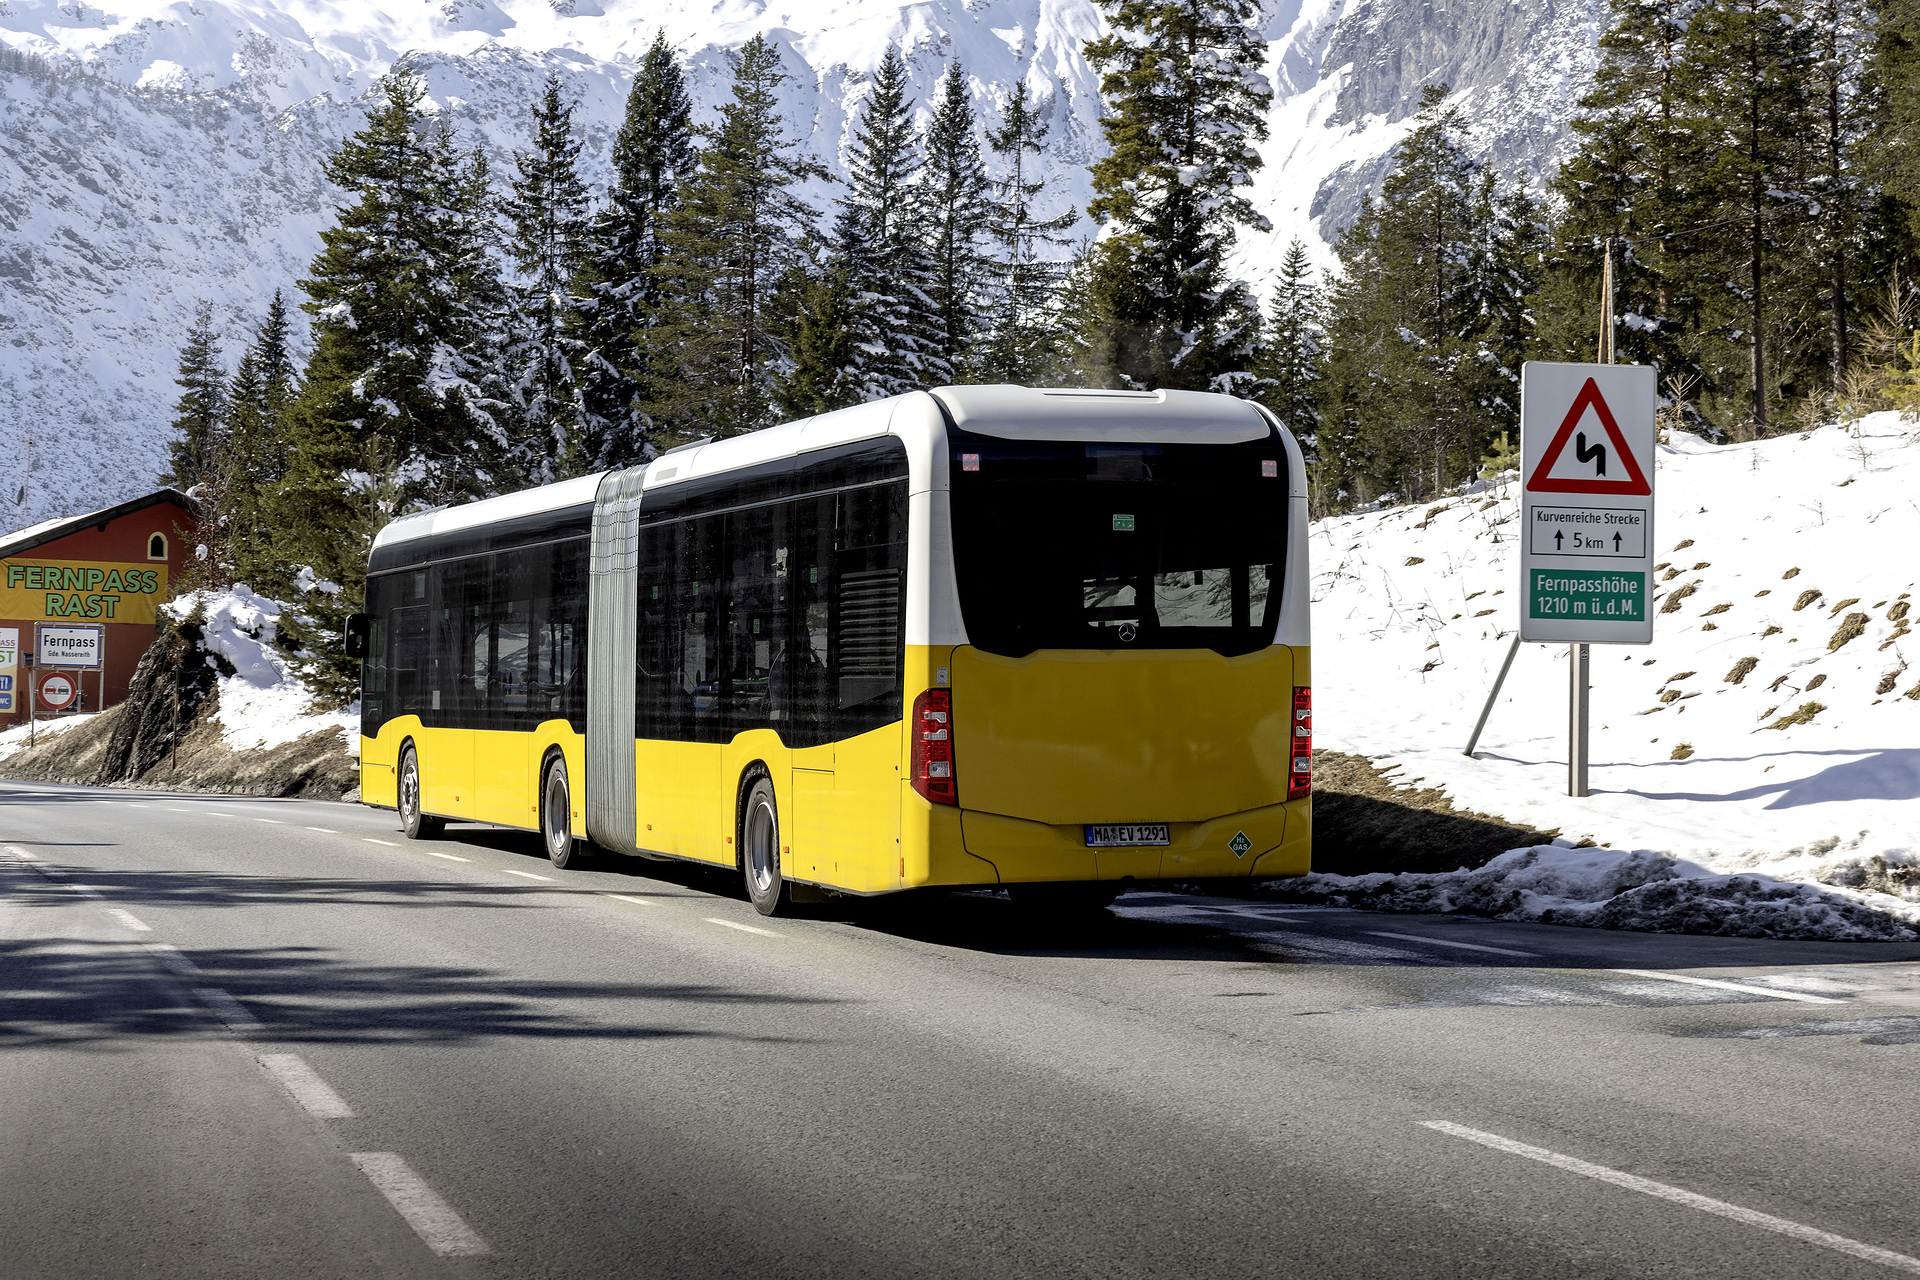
[4,779,1920,1279]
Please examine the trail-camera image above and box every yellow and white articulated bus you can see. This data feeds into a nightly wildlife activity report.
[356,385,1312,914]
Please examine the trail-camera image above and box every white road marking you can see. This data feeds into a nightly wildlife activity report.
[1612,968,1842,1004]
[348,1153,490,1257]
[1252,929,1436,963]
[105,907,151,932]
[255,818,284,824]
[210,812,241,819]
[194,987,264,1035]
[144,942,202,976]
[167,808,194,813]
[1368,931,1539,957]
[423,851,471,862]
[501,868,552,881]
[604,893,659,907]
[305,827,340,833]
[257,1052,355,1119]
[1423,1120,1920,1275]
[705,917,778,936]
[4,845,37,860]
[364,839,399,847]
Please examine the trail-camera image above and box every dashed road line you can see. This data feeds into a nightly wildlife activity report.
[706,917,778,936]
[364,838,399,847]
[258,1052,355,1119]
[194,987,264,1035]
[348,1153,490,1257]
[255,818,284,824]
[423,851,471,863]
[1612,968,1842,1004]
[305,826,340,833]
[1368,931,1539,958]
[105,907,151,932]
[604,893,660,907]
[1423,1120,1920,1274]
[501,868,552,881]
[144,942,202,977]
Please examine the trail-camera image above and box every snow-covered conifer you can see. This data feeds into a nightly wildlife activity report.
[1083,0,1272,390]
[976,80,1079,384]
[577,31,695,467]
[504,73,593,481]
[921,62,993,373]
[164,300,226,491]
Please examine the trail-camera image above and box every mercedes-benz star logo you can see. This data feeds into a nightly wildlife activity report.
[1117,623,1138,643]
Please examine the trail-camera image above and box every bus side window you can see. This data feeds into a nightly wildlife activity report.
[721,502,786,736]
[785,494,836,748]
[535,538,586,731]
[635,524,671,741]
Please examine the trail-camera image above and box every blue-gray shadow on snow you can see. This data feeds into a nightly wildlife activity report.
[1612,748,1920,809]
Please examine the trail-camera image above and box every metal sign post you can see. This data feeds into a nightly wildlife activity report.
[1518,360,1658,796]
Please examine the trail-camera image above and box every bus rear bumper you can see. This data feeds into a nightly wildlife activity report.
[950,797,1310,884]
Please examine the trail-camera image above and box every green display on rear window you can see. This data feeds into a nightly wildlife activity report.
[1529,569,1646,622]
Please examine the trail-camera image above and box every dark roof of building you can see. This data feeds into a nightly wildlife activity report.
[0,489,200,562]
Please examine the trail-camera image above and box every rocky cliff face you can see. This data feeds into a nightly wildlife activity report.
[0,0,1597,524]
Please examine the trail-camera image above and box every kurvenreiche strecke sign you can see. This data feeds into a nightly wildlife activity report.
[0,560,169,623]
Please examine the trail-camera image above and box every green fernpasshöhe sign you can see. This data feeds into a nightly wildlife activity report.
[1529,569,1647,623]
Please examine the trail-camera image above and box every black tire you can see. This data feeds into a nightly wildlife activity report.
[398,746,443,839]
[542,756,588,869]
[739,774,787,917]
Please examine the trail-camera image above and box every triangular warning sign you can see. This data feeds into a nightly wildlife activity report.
[1528,378,1651,495]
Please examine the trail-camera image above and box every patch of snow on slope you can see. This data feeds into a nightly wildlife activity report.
[1303,412,1920,940]
[0,712,96,762]
[163,584,358,755]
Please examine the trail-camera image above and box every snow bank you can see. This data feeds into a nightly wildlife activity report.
[1267,841,1919,942]
[1311,412,1920,940]
[0,712,95,762]
[162,585,358,755]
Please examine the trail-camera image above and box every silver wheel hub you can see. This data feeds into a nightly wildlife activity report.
[746,801,776,894]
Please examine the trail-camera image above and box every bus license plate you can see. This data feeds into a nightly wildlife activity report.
[1084,823,1170,847]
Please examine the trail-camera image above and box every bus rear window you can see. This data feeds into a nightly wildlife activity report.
[947,431,1287,657]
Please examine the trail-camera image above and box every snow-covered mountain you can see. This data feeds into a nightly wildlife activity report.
[0,0,1599,524]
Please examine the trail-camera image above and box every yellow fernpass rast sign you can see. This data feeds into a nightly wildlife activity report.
[0,559,169,624]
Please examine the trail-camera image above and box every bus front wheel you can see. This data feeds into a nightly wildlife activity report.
[740,775,787,917]
[543,756,588,869]
[398,747,443,840]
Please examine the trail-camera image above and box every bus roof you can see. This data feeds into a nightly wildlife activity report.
[371,471,606,552]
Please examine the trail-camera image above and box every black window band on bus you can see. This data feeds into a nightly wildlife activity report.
[369,502,594,574]
[362,535,589,739]
[634,436,910,750]
[633,436,908,526]
[944,424,1289,659]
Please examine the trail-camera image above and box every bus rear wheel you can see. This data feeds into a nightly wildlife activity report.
[542,756,587,869]
[740,775,787,917]
[398,746,443,839]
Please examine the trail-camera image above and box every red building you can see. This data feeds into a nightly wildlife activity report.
[0,489,199,723]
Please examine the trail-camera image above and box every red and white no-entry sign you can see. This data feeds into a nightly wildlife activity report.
[1519,362,1658,645]
[37,671,76,711]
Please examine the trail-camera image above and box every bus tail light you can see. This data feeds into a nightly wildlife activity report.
[912,689,957,806]
[1288,686,1312,800]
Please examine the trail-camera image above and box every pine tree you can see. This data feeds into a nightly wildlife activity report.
[277,66,505,699]
[921,62,993,375]
[834,44,946,400]
[976,80,1079,384]
[1676,0,1814,435]
[504,73,592,481]
[576,31,695,468]
[164,300,225,491]
[225,290,297,587]
[774,251,862,416]
[643,35,826,438]
[1082,0,1272,390]
[1808,0,1880,393]
[1257,239,1324,446]
[1322,89,1490,500]
[1546,0,1703,385]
